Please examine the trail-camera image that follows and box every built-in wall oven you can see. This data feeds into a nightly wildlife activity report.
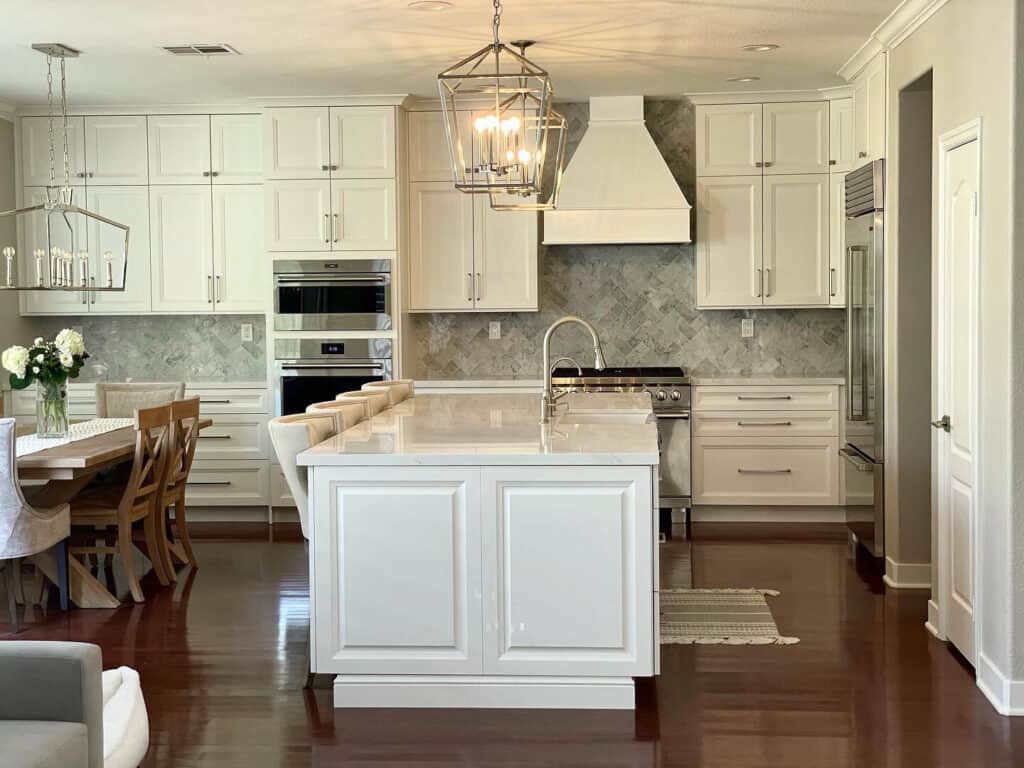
[275,338,392,415]
[273,259,392,332]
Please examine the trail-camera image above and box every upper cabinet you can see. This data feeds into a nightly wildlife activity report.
[86,186,152,314]
[21,116,85,185]
[84,116,149,185]
[329,107,395,178]
[407,111,454,182]
[696,104,762,176]
[852,52,886,163]
[762,102,829,175]
[828,97,856,173]
[148,115,212,184]
[264,108,331,180]
[762,175,829,306]
[211,114,264,184]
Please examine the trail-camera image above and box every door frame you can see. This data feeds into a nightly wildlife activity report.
[934,117,982,663]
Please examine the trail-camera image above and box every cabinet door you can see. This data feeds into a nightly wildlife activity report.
[695,176,763,308]
[828,173,846,307]
[763,102,829,175]
[407,182,474,311]
[263,108,331,180]
[481,466,653,677]
[330,179,396,251]
[149,185,214,312]
[21,116,85,186]
[147,115,212,184]
[329,106,395,178]
[264,180,331,252]
[762,174,829,306]
[696,104,762,176]
[852,78,869,163]
[84,116,149,185]
[86,186,151,314]
[19,186,90,314]
[865,55,887,161]
[212,185,266,312]
[473,196,538,311]
[828,98,856,173]
[310,466,483,675]
[210,114,263,184]
[407,111,453,182]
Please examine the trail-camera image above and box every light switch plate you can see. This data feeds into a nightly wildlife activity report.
[240,323,254,342]
[489,321,501,340]
[741,318,754,338]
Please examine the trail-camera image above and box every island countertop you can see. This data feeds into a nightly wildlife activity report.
[297,392,658,467]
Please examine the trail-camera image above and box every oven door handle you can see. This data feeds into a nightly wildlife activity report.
[279,363,385,370]
[274,276,388,284]
[656,412,690,419]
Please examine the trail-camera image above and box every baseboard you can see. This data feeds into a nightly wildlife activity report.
[184,507,271,523]
[977,653,1024,716]
[925,599,943,639]
[691,505,846,523]
[883,556,932,589]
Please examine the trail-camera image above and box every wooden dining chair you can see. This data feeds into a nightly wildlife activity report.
[69,404,173,603]
[157,397,202,576]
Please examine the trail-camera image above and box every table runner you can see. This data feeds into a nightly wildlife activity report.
[16,418,136,458]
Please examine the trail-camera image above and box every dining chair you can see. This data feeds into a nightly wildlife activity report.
[362,379,415,405]
[304,400,366,434]
[337,389,389,418]
[95,382,185,419]
[70,404,173,603]
[267,413,337,541]
[0,418,71,629]
[157,397,202,576]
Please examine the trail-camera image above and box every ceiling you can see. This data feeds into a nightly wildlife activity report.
[0,0,898,106]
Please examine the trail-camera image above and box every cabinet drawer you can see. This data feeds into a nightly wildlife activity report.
[12,387,96,417]
[693,385,838,412]
[186,387,269,414]
[195,414,269,460]
[270,465,296,507]
[693,437,838,506]
[692,410,838,437]
[185,460,269,506]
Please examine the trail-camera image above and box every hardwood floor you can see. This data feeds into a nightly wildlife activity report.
[3,523,1022,767]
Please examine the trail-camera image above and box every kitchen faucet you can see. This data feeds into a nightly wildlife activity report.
[540,316,606,424]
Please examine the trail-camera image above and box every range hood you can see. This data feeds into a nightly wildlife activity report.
[543,96,691,245]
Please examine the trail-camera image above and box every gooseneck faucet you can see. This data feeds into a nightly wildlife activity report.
[540,316,607,424]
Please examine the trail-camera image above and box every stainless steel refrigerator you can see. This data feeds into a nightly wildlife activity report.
[842,160,885,559]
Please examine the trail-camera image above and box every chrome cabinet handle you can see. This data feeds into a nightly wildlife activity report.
[215,275,222,303]
[475,272,481,301]
[198,434,232,440]
[830,268,837,297]
[87,172,94,178]
[858,151,868,158]
[737,394,792,401]
[202,398,231,403]
[829,159,837,166]
[737,468,792,475]
[764,267,772,297]
[187,480,232,486]
[90,276,96,304]
[76,171,86,178]
[323,214,330,244]
[333,213,340,243]
[206,275,213,303]
[763,161,773,167]
[931,415,951,432]
[755,268,762,298]
[738,420,792,427]
[330,164,339,171]
[321,164,330,171]
[467,272,473,302]
[202,171,212,177]
[754,161,763,168]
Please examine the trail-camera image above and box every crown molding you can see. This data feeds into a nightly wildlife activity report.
[684,89,827,105]
[0,102,15,122]
[838,0,951,81]
[256,94,410,108]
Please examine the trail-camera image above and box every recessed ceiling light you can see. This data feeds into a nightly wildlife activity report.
[408,0,453,10]
[742,44,780,52]
[727,76,761,83]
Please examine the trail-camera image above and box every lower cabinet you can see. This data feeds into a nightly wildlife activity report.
[310,465,654,677]
[184,460,270,506]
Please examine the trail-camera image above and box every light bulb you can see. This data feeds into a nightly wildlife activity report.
[506,150,515,162]
[505,117,521,133]
[474,117,487,133]
[518,149,531,164]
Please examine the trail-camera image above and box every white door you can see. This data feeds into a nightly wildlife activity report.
[829,98,856,173]
[86,186,151,314]
[147,115,212,184]
[212,185,266,312]
[263,108,331,180]
[481,466,653,676]
[264,180,331,252]
[937,129,980,663]
[407,111,453,182]
[21,116,86,186]
[762,174,829,306]
[828,173,846,307]
[695,176,763,308]
[310,467,483,675]
[474,196,538,311]
[330,179,396,251]
[762,102,830,175]
[84,115,149,185]
[210,114,263,184]
[696,104,762,176]
[149,185,214,312]
[407,182,474,311]
[19,186,90,314]
[329,106,396,178]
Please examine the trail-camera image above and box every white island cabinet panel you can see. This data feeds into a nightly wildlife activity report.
[482,466,653,677]
[312,467,483,675]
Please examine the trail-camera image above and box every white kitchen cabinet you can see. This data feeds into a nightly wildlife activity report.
[147,115,211,184]
[329,107,395,178]
[695,176,763,308]
[210,114,263,184]
[473,196,537,311]
[407,111,454,182]
[330,178,396,251]
[86,186,151,314]
[853,53,886,163]
[481,466,652,677]
[184,460,270,507]
[212,185,266,312]
[18,186,89,314]
[696,104,763,176]
[408,182,474,311]
[193,413,270,461]
[693,384,839,412]
[84,116,148,185]
[828,97,856,173]
[264,180,332,252]
[149,185,214,312]
[263,108,331,180]
[762,102,829,175]
[21,115,85,186]
[762,174,829,306]
[829,173,846,307]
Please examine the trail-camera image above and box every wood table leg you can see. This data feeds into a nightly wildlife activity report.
[31,547,121,610]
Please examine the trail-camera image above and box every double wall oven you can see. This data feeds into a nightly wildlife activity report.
[273,259,392,332]
[275,339,392,416]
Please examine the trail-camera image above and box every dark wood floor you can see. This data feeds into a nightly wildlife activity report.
[3,523,1023,767]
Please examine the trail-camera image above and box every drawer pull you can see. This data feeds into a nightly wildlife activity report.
[737,395,792,401]
[737,420,792,427]
[737,468,792,475]
[198,434,232,440]
[201,398,232,404]
[187,480,233,487]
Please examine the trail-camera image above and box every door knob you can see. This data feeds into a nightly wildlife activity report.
[931,415,951,432]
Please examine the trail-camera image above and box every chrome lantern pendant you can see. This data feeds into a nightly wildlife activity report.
[437,1,567,211]
[0,44,129,293]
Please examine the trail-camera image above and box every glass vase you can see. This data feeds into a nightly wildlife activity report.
[36,380,69,439]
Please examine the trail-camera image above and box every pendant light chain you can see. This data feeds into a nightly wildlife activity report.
[46,55,55,189]
[492,0,502,45]
[60,56,70,188]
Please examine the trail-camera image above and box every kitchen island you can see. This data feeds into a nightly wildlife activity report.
[297,392,660,709]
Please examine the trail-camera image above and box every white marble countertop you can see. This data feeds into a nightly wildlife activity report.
[688,375,845,386]
[298,392,658,467]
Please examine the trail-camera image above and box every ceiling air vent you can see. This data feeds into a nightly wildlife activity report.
[163,43,240,56]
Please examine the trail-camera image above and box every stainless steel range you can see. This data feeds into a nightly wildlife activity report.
[550,366,691,512]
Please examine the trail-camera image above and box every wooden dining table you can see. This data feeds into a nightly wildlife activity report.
[17,418,213,609]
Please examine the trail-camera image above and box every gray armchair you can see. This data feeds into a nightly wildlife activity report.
[0,641,103,768]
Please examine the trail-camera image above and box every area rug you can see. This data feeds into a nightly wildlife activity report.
[659,588,800,645]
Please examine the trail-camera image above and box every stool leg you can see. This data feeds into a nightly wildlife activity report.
[56,539,70,611]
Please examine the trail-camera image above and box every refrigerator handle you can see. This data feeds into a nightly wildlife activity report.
[846,244,856,422]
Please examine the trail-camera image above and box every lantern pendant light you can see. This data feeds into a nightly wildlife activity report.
[437,1,567,211]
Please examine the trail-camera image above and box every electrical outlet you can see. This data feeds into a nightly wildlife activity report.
[240,323,254,342]
[741,318,754,338]
[489,321,501,340]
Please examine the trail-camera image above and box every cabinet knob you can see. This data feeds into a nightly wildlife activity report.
[829,159,837,166]
[321,164,330,171]
[858,151,868,158]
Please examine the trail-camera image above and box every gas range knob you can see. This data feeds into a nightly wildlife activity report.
[655,389,668,401]
[670,390,682,401]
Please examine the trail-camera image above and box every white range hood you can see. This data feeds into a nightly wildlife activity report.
[543,96,691,245]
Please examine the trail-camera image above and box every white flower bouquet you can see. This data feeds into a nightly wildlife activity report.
[2,329,89,437]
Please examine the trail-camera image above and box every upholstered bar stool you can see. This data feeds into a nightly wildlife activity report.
[267,413,338,541]
[95,382,185,418]
[337,389,389,419]
[304,401,366,434]
[361,380,414,406]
